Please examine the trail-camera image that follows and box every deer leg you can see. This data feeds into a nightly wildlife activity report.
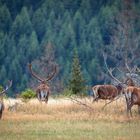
[45,95,48,103]
[138,105,140,115]
[125,92,133,117]
[0,102,4,119]
[0,109,3,119]
[37,90,42,101]
[92,87,99,102]
[38,94,41,101]
[126,101,133,117]
[125,96,130,116]
[105,100,107,104]
[45,91,50,103]
[128,104,132,117]
[126,102,130,116]
[92,96,99,102]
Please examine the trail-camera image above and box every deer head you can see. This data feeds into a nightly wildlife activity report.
[28,63,56,103]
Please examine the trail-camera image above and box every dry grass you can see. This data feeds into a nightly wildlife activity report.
[0,97,140,140]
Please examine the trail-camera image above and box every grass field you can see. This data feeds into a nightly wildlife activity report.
[0,97,140,140]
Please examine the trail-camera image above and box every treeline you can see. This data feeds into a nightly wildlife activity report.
[0,0,139,95]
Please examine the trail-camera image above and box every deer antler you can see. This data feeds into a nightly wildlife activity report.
[0,80,12,95]
[136,66,140,73]
[103,53,123,84]
[125,58,133,74]
[46,65,57,81]
[28,63,44,82]
[125,59,140,82]
[125,58,138,75]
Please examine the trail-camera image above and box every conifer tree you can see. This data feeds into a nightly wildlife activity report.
[69,49,85,95]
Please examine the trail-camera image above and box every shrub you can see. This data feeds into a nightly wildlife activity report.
[0,85,3,92]
[20,89,36,99]
[61,88,73,97]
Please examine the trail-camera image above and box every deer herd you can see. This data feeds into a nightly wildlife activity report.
[92,54,140,116]
[1,57,140,119]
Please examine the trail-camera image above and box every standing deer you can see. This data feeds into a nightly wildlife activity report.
[28,63,56,103]
[122,60,140,116]
[124,86,140,116]
[0,80,12,119]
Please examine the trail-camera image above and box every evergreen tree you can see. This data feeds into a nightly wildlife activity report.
[98,5,117,45]
[11,6,33,42]
[0,32,5,64]
[73,11,85,45]
[0,65,7,84]
[69,49,86,95]
[0,0,139,95]
[32,8,46,42]
[28,31,40,61]
[0,4,12,33]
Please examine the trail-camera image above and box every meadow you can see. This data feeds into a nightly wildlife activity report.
[0,97,140,140]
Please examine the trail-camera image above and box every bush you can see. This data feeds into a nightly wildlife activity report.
[61,88,73,97]
[20,89,36,99]
[0,85,3,92]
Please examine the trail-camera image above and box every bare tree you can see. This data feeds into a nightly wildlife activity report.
[104,0,140,85]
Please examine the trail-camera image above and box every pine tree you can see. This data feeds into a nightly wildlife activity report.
[69,49,86,95]
[0,4,12,33]
[11,6,33,42]
[32,8,46,42]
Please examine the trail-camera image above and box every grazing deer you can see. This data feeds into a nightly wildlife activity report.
[0,80,12,119]
[124,86,140,116]
[92,84,123,101]
[28,63,56,103]
[96,53,140,113]
[92,53,125,108]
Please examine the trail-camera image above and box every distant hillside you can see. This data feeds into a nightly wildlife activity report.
[0,0,139,95]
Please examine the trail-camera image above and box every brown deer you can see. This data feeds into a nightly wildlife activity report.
[92,53,125,108]
[0,80,12,119]
[92,84,123,101]
[124,86,140,116]
[28,63,56,103]
[122,60,140,116]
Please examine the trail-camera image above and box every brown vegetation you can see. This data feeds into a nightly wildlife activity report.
[2,97,140,121]
[0,97,140,140]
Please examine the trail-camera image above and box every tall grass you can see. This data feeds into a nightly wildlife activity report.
[0,97,140,140]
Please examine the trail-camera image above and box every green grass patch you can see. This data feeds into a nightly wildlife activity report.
[0,119,139,140]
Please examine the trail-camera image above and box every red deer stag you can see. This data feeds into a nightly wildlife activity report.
[123,60,140,116]
[92,84,123,101]
[124,86,140,116]
[92,53,125,108]
[28,63,56,103]
[0,80,12,119]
